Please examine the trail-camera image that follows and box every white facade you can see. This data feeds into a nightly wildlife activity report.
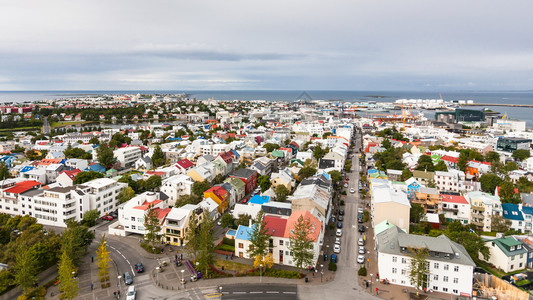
[65,158,89,171]
[114,147,142,168]
[434,171,460,193]
[83,178,128,215]
[117,192,164,235]
[161,174,194,207]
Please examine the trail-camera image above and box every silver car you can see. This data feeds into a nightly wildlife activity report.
[359,246,365,254]
[358,237,365,246]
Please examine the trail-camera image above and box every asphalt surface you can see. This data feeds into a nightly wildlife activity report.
[220,284,297,300]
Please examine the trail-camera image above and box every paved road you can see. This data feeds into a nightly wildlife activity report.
[220,284,297,300]
[42,116,51,134]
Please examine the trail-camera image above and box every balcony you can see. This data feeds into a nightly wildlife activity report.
[471,205,485,212]
[442,206,459,213]
[471,219,484,227]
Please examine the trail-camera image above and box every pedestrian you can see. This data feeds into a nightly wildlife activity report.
[180,253,183,260]
[113,291,117,298]
[226,255,228,260]
[118,290,121,298]
[90,283,93,290]
[91,255,94,263]
[376,288,379,295]
[175,254,177,261]
[312,272,314,279]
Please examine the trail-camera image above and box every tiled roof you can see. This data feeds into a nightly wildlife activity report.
[133,199,163,211]
[4,180,41,194]
[284,211,321,242]
[59,169,82,180]
[441,194,468,205]
[176,159,194,169]
[264,215,288,238]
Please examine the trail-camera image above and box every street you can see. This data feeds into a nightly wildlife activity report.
[220,284,297,300]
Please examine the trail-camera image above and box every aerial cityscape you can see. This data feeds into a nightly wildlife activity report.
[1,1,532,300]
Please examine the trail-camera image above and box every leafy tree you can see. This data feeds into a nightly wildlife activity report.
[385,159,404,170]
[491,214,511,232]
[434,160,448,172]
[174,194,201,207]
[64,147,91,159]
[382,138,392,149]
[401,169,413,181]
[328,170,343,187]
[485,151,500,164]
[458,149,483,171]
[212,174,225,184]
[96,235,111,284]
[479,174,503,193]
[118,175,141,194]
[235,214,252,227]
[82,209,100,227]
[73,171,104,184]
[144,204,162,249]
[184,212,200,259]
[313,145,328,160]
[89,136,100,145]
[196,210,215,276]
[58,250,79,300]
[499,180,520,204]
[416,155,435,172]
[410,203,425,224]
[247,210,271,260]
[0,163,11,180]
[96,144,116,169]
[262,143,280,153]
[445,221,490,261]
[501,161,519,173]
[192,181,211,197]
[13,243,37,295]
[61,220,94,266]
[517,177,533,193]
[298,166,317,180]
[275,185,290,202]
[258,175,272,192]
[143,175,162,191]
[220,213,235,228]
[118,186,135,204]
[289,215,315,272]
[152,145,165,167]
[512,149,530,161]
[407,247,429,296]
[344,159,352,172]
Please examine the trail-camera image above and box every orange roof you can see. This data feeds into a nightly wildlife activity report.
[284,211,321,242]
[133,199,163,211]
[4,180,41,194]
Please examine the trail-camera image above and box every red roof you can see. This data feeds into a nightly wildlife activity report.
[441,194,468,205]
[264,215,288,238]
[59,169,81,180]
[133,199,163,211]
[145,171,165,176]
[176,159,194,169]
[284,211,322,241]
[218,151,234,164]
[4,180,41,194]
[205,186,228,199]
[440,155,458,164]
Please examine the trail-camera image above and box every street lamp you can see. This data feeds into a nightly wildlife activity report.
[117,275,121,290]
[260,264,263,283]
[370,273,373,293]
[320,264,324,283]
[180,269,185,285]
[155,267,160,286]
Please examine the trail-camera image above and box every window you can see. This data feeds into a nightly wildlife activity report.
[444,264,449,271]
[443,276,448,282]
[131,225,136,230]
[434,262,439,269]
[279,240,284,246]
[392,268,397,274]
[401,258,407,264]
[433,286,438,291]
[239,243,243,248]
[131,217,135,221]
[401,269,406,275]
[511,264,514,270]
[453,289,458,294]
[433,275,438,280]
[443,287,448,292]
[392,256,397,262]
[454,266,459,272]
[453,278,458,284]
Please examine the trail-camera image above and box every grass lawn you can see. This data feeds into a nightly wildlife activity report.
[50,121,92,129]
[0,126,40,133]
[214,259,254,273]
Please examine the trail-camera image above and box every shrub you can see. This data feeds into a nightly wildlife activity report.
[329,224,335,230]
[340,200,345,206]
[140,242,163,254]
[328,262,337,271]
[216,244,235,252]
[223,237,235,246]
[363,211,369,222]
[358,266,367,276]
[341,191,347,195]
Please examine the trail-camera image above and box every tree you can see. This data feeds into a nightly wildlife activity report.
[289,215,314,272]
[410,203,425,224]
[499,180,520,204]
[13,243,37,295]
[485,151,500,164]
[298,166,317,180]
[479,174,503,193]
[118,186,135,204]
[144,204,162,249]
[512,149,530,161]
[220,213,235,228]
[212,174,225,184]
[96,235,111,285]
[152,145,165,167]
[96,144,116,169]
[196,210,215,276]
[275,185,290,202]
[0,163,11,180]
[434,160,448,172]
[184,212,200,259]
[491,214,511,232]
[174,194,201,207]
[235,214,252,227]
[258,175,272,192]
[401,169,413,181]
[82,209,99,227]
[262,143,280,153]
[328,170,343,187]
[73,171,105,184]
[344,159,352,172]
[502,161,519,173]
[313,145,327,160]
[416,155,435,172]
[445,220,490,261]
[64,147,91,159]
[247,210,271,260]
[407,247,429,296]
[382,138,392,149]
[143,175,162,191]
[89,136,100,145]
[192,181,211,197]
[58,250,79,300]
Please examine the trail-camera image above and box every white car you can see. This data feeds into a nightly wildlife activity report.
[358,237,365,246]
[357,255,365,264]
[358,207,364,213]
[359,246,366,254]
[350,188,355,193]
[336,229,342,237]
[333,244,341,253]
[335,237,341,245]
[126,286,136,300]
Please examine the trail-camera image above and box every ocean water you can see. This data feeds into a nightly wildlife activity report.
[0,90,532,126]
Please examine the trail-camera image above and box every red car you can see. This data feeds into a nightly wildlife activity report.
[102,215,113,221]
[345,177,349,181]
[243,198,249,204]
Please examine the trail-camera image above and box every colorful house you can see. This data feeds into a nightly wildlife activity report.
[204,186,230,214]
[229,168,257,194]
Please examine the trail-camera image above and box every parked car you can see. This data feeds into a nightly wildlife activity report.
[338,215,343,222]
[337,222,343,229]
[358,237,365,246]
[135,263,144,273]
[110,211,118,218]
[331,216,336,223]
[336,229,342,237]
[102,215,113,221]
[358,225,365,233]
[243,198,249,204]
[350,188,355,193]
[323,254,328,261]
[359,246,365,254]
[343,182,349,188]
[345,177,349,181]
[333,244,341,254]
[357,255,365,264]
[126,286,136,300]
[358,207,364,214]
[339,209,345,216]
[123,272,133,285]
[331,254,338,263]
[335,237,341,245]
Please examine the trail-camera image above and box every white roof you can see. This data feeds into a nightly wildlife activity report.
[166,207,190,221]
[372,182,411,207]
[84,177,117,188]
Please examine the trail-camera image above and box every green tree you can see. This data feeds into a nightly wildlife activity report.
[499,180,520,204]
[96,144,116,169]
[247,210,271,260]
[82,209,100,227]
[262,143,280,153]
[196,210,215,276]
[235,214,252,227]
[152,145,165,167]
[401,169,413,181]
[96,235,111,285]
[512,149,530,161]
[328,170,343,187]
[73,171,105,184]
[313,145,328,160]
[289,215,314,272]
[491,214,511,232]
[64,147,91,159]
[184,212,200,259]
[144,204,162,249]
[212,174,225,184]
[485,151,500,164]
[407,247,429,296]
[445,220,490,261]
[61,220,95,266]
[220,213,235,228]
[416,155,435,172]
[502,161,519,173]
[479,174,503,193]
[344,159,352,172]
[58,250,79,300]
[322,132,333,139]
[298,166,317,180]
[89,136,100,145]
[258,175,272,192]
[410,203,425,224]
[13,243,37,295]
[143,175,162,191]
[174,194,201,207]
[0,163,11,180]
[434,160,448,172]
[118,186,135,204]
[275,185,290,202]
[382,138,392,149]
[192,181,211,197]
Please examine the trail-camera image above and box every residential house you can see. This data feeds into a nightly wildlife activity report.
[441,194,471,225]
[114,146,141,168]
[405,177,422,200]
[56,169,82,187]
[115,192,171,235]
[466,191,502,232]
[502,203,533,233]
[434,171,460,193]
[229,169,258,194]
[318,151,345,172]
[134,157,153,170]
[187,163,216,182]
[162,205,204,246]
[413,187,440,214]
[484,236,527,273]
[413,170,434,186]
[65,158,89,171]
[204,186,230,214]
[160,174,195,207]
[224,177,245,203]
[371,179,411,233]
[270,169,296,190]
[174,159,195,175]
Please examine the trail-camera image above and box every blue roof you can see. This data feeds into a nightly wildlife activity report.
[20,166,35,173]
[249,195,270,205]
[502,203,524,221]
[235,225,254,241]
[231,149,240,158]
[522,206,533,216]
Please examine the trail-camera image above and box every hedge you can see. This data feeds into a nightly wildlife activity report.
[216,244,235,252]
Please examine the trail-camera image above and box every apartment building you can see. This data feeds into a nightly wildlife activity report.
[114,146,142,168]
[370,179,411,233]
[441,194,471,225]
[466,191,502,232]
[160,174,195,207]
[82,178,128,215]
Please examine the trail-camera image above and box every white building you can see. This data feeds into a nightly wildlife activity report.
[434,171,460,193]
[82,178,128,215]
[65,158,89,171]
[441,194,471,225]
[115,191,170,236]
[161,174,195,207]
[466,191,502,232]
[483,236,528,273]
[113,146,142,168]
[376,225,475,297]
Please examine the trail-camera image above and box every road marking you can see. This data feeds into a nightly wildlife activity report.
[108,245,136,276]
[233,291,246,294]
[250,291,263,294]
[266,291,279,294]
[283,291,296,294]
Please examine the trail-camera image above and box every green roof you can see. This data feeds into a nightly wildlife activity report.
[374,220,396,236]
[271,150,285,158]
[491,237,527,257]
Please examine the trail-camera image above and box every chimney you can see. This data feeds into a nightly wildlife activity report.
[249,218,252,227]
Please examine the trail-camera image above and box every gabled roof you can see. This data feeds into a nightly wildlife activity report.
[59,169,82,180]
[502,203,524,221]
[441,194,468,205]
[176,159,194,169]
[231,168,256,179]
[440,155,458,164]
[264,215,288,237]
[133,199,163,211]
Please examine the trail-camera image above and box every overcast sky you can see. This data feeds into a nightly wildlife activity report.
[0,0,532,91]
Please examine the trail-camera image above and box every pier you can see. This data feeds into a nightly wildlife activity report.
[463,103,533,108]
